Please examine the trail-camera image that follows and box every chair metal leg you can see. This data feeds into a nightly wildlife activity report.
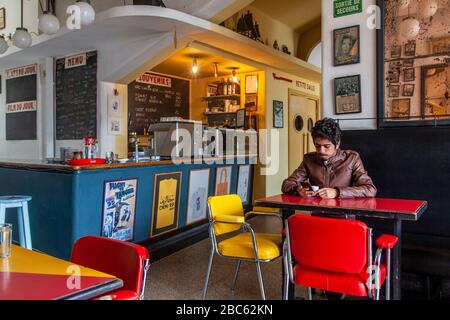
[386,248,391,300]
[283,256,289,300]
[255,261,266,300]
[307,287,313,300]
[202,248,215,300]
[231,260,241,292]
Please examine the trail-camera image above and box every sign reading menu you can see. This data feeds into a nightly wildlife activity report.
[5,64,38,140]
[128,72,190,135]
[55,51,97,140]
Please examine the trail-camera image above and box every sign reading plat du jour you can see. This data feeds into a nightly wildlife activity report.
[334,0,363,18]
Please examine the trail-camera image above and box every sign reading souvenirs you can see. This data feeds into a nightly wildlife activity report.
[334,0,363,18]
[101,179,138,241]
[5,64,37,140]
[151,172,182,238]
[55,51,97,140]
[128,72,189,135]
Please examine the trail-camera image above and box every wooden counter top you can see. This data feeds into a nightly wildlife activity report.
[0,155,257,172]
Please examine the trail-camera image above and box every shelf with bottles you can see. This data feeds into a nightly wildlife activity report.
[205,78,241,98]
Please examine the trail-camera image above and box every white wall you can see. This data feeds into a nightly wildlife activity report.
[321,0,377,130]
[0,0,39,35]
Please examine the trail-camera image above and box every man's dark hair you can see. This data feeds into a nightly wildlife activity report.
[311,118,342,146]
[341,34,354,46]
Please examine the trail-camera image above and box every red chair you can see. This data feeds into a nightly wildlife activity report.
[71,236,150,300]
[283,215,398,300]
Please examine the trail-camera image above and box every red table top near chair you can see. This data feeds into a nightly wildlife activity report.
[0,245,122,300]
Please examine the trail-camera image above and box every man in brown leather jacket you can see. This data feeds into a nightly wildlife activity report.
[282,118,376,199]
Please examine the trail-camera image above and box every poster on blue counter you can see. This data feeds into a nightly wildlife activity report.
[102,179,138,241]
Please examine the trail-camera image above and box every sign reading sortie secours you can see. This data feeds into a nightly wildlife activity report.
[334,0,363,18]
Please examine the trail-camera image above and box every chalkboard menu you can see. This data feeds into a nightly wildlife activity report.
[55,51,97,140]
[5,64,38,140]
[128,72,190,135]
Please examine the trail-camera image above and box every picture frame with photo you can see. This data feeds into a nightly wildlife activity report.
[0,8,5,30]
[273,100,284,128]
[403,59,414,68]
[245,74,258,94]
[245,94,258,112]
[388,68,400,83]
[391,45,401,59]
[402,84,415,97]
[404,41,416,57]
[333,25,360,66]
[334,74,362,115]
[391,98,411,119]
[404,68,416,82]
[388,85,400,98]
[390,60,402,68]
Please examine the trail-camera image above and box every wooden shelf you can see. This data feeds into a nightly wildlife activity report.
[202,95,241,101]
[204,111,240,115]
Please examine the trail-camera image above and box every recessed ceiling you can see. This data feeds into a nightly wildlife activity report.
[152,46,260,79]
[250,0,321,34]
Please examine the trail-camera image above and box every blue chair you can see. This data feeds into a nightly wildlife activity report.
[0,196,33,250]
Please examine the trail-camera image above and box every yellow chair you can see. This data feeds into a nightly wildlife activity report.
[202,195,282,300]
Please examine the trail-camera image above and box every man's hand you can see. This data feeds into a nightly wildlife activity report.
[297,186,317,198]
[316,188,339,199]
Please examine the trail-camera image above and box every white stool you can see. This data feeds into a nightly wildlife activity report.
[0,196,33,250]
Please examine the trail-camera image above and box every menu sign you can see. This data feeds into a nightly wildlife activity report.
[128,72,190,135]
[55,51,97,140]
[5,64,38,140]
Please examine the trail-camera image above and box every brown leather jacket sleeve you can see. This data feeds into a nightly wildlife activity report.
[336,154,377,198]
[282,161,308,195]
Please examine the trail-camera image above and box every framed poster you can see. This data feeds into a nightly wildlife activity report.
[273,100,284,128]
[237,165,251,205]
[377,0,450,127]
[245,74,258,94]
[388,85,400,98]
[0,8,5,30]
[333,25,360,66]
[215,166,233,196]
[334,75,362,114]
[186,169,210,225]
[421,64,450,119]
[101,179,138,241]
[151,172,182,238]
[245,94,258,112]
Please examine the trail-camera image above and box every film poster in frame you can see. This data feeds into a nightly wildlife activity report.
[215,166,233,196]
[101,178,138,241]
[186,169,210,225]
[237,165,251,205]
[334,75,362,114]
[151,172,182,238]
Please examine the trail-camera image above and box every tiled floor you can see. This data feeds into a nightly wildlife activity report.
[144,215,310,300]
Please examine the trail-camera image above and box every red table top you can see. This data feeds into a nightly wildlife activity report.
[0,246,123,300]
[255,195,428,221]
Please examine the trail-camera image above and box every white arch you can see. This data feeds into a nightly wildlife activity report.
[307,42,321,69]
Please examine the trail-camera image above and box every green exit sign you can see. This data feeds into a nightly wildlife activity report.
[334,0,363,18]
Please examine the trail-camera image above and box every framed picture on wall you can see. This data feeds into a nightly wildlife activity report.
[237,165,251,205]
[334,75,362,114]
[388,85,400,98]
[377,0,450,127]
[0,8,5,30]
[273,100,284,128]
[245,74,258,94]
[333,25,360,66]
[245,94,258,112]
[215,166,233,196]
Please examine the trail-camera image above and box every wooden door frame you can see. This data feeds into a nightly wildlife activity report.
[287,89,321,172]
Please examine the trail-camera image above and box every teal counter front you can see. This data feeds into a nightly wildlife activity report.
[0,157,256,260]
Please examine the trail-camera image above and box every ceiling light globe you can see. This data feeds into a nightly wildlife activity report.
[39,13,61,35]
[76,1,96,26]
[418,0,438,19]
[0,36,9,54]
[13,28,32,49]
[399,17,421,40]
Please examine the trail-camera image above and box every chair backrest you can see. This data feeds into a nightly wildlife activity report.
[288,214,369,274]
[71,236,149,295]
[208,195,244,236]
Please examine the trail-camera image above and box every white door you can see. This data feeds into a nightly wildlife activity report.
[288,94,318,175]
